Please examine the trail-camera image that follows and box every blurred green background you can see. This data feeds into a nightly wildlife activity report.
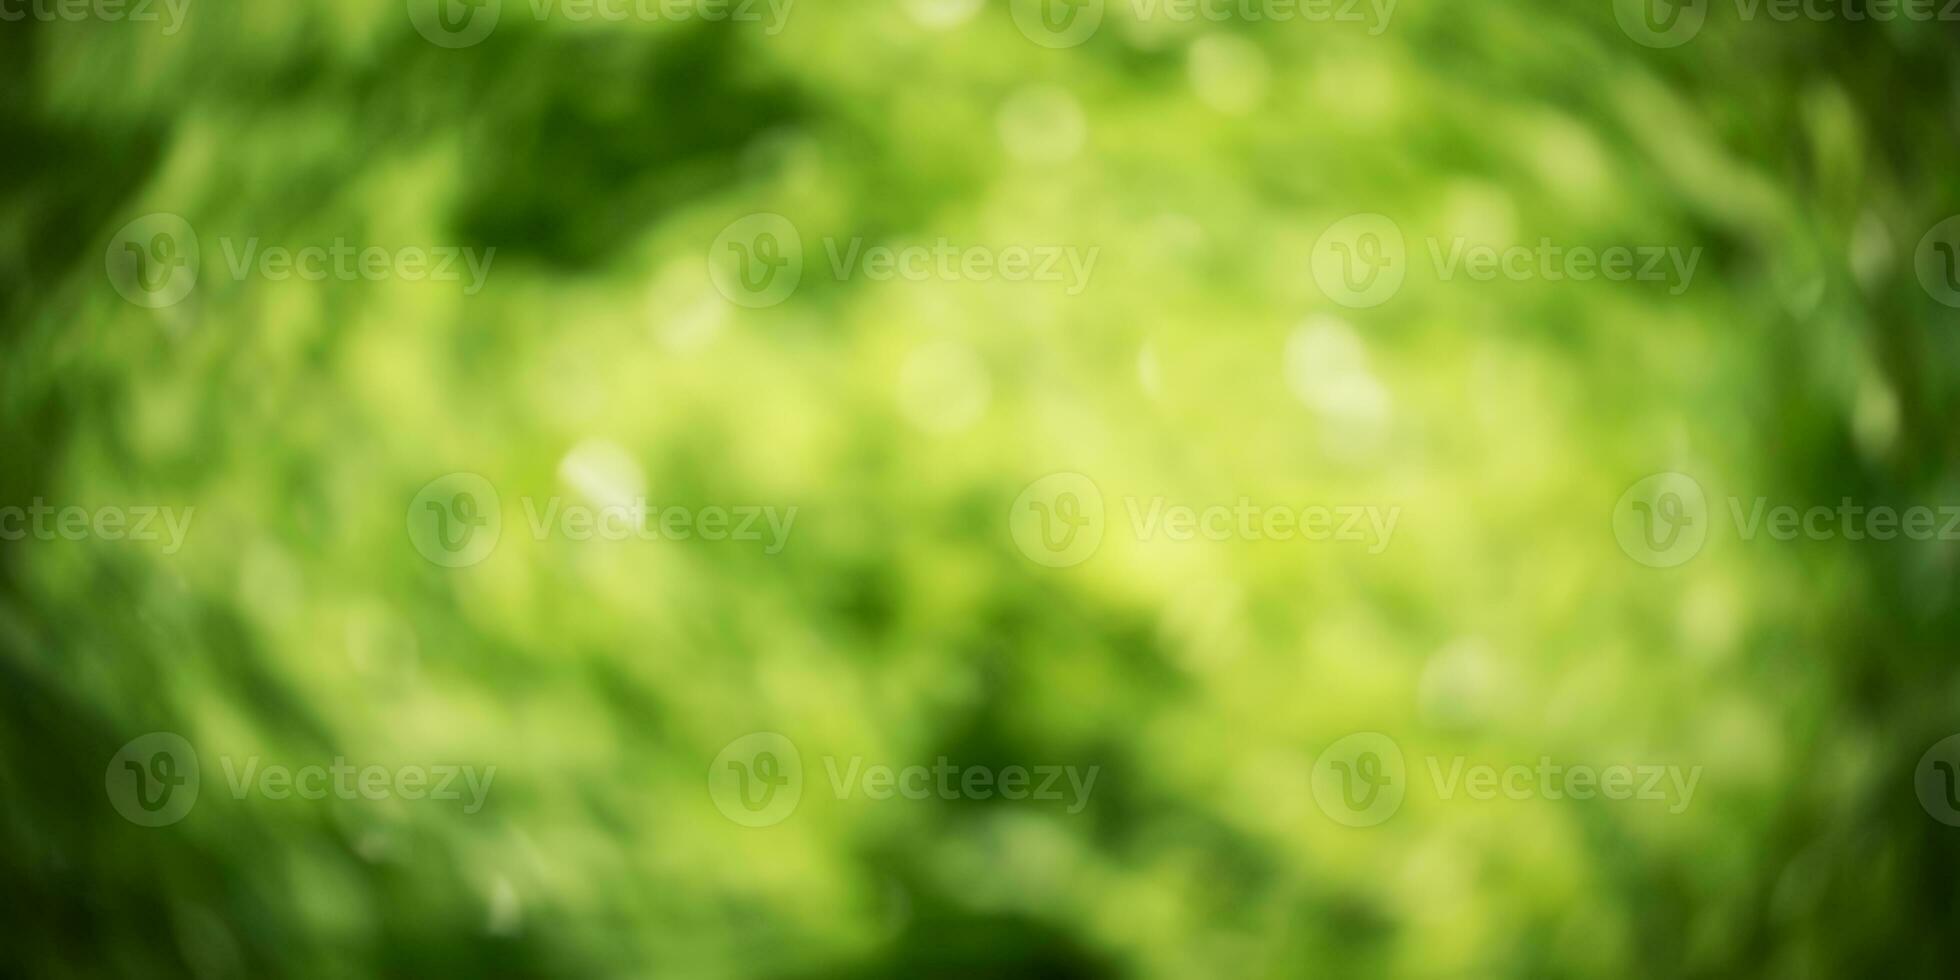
[5,0,1960,976]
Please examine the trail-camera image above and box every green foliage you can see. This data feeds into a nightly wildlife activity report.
[4,3,1959,977]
